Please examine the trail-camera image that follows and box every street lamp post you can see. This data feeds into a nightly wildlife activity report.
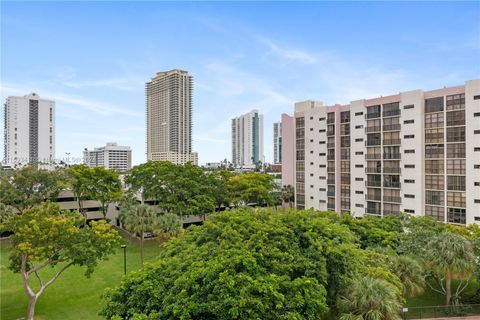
[120,245,127,275]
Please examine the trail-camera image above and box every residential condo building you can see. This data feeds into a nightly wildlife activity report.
[231,110,264,168]
[284,80,480,225]
[273,121,282,164]
[146,69,197,165]
[3,93,55,167]
[83,142,132,172]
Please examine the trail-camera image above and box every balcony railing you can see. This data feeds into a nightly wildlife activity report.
[341,141,351,148]
[384,181,401,188]
[327,167,335,173]
[327,143,335,149]
[383,124,401,131]
[383,196,402,203]
[383,139,401,145]
[366,140,381,146]
[327,179,335,185]
[366,194,382,201]
[327,130,335,136]
[366,112,381,119]
[383,153,401,160]
[341,176,351,184]
[327,155,335,160]
[327,191,335,197]
[383,109,401,117]
[366,207,381,215]
[366,126,381,133]
[366,167,382,173]
[366,154,381,160]
[366,180,382,187]
[383,167,401,174]
[383,210,400,216]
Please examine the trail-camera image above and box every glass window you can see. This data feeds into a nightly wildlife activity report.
[447,207,466,224]
[425,175,444,190]
[425,205,444,222]
[446,159,465,175]
[447,192,466,208]
[426,190,444,206]
[425,97,444,113]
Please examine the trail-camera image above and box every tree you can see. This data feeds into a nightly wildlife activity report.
[102,208,368,320]
[227,172,275,207]
[85,167,122,219]
[6,202,120,320]
[119,203,159,265]
[0,166,65,213]
[126,161,215,216]
[281,184,295,208]
[209,170,233,211]
[65,164,92,217]
[156,212,183,240]
[424,231,476,305]
[392,255,425,297]
[338,276,402,320]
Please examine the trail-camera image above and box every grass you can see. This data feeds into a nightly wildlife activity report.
[1,230,162,320]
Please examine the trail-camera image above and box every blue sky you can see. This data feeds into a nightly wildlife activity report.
[1,1,479,165]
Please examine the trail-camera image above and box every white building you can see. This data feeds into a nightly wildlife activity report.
[231,110,264,168]
[146,69,198,165]
[3,93,55,167]
[83,142,132,172]
[273,121,282,164]
[287,80,480,225]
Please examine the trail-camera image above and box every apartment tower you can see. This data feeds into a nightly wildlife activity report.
[3,93,55,167]
[83,142,132,172]
[284,80,480,225]
[231,110,264,168]
[273,121,282,164]
[146,69,197,164]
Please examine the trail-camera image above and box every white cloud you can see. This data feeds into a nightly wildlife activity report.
[259,37,317,64]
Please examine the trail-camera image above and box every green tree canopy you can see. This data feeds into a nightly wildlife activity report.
[227,172,275,207]
[6,202,120,320]
[84,167,123,218]
[0,166,65,213]
[102,209,374,320]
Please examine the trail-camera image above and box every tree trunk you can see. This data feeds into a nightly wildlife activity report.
[446,271,452,305]
[26,295,38,320]
[140,233,144,266]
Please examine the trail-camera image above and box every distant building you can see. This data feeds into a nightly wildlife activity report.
[281,113,295,187]
[146,69,198,165]
[273,121,282,164]
[83,142,132,172]
[231,110,264,168]
[3,93,55,167]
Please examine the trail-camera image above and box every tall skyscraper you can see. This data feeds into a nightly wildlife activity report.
[284,80,480,225]
[273,121,282,164]
[146,69,197,165]
[231,109,264,168]
[83,142,132,172]
[3,92,55,167]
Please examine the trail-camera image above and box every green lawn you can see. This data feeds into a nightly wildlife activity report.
[1,230,162,320]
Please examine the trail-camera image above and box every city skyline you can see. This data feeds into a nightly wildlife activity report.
[1,1,479,165]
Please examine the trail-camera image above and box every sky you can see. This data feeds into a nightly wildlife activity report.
[1,1,479,165]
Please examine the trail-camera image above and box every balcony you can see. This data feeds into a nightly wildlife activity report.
[383,196,402,203]
[383,139,401,145]
[341,176,351,184]
[384,181,401,188]
[327,155,335,161]
[327,179,336,185]
[383,109,401,117]
[366,194,382,201]
[366,153,381,160]
[366,167,382,173]
[366,180,382,188]
[383,209,400,216]
[327,191,335,197]
[366,207,381,215]
[366,112,381,119]
[327,130,335,136]
[366,126,381,133]
[383,167,401,174]
[383,124,401,131]
[327,143,335,149]
[366,140,381,147]
[327,167,335,173]
[341,141,351,148]
[383,153,401,160]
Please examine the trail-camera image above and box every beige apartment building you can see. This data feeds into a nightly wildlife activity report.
[146,69,197,164]
[284,80,480,225]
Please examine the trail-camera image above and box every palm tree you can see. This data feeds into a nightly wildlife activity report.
[156,212,183,240]
[392,255,425,297]
[281,185,295,208]
[119,203,158,265]
[425,231,476,305]
[338,276,402,320]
